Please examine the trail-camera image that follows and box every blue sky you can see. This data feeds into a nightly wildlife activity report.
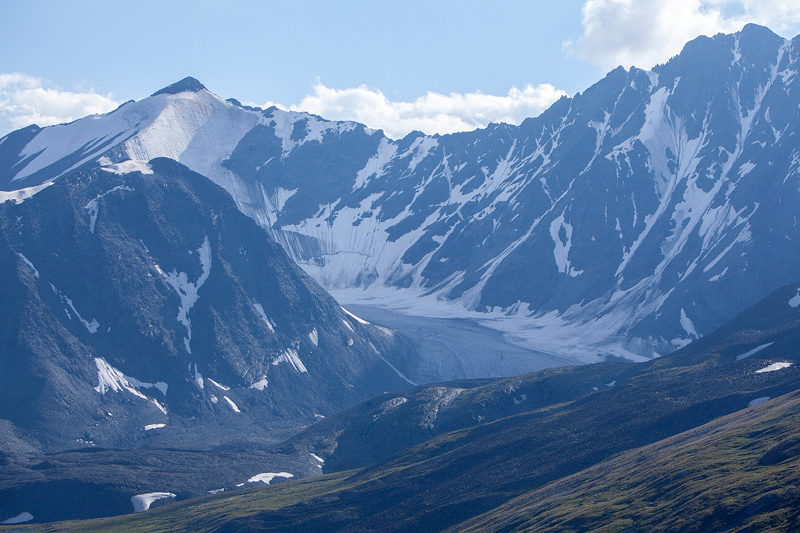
[2,0,800,139]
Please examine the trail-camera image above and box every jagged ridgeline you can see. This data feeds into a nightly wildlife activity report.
[0,158,414,453]
[3,25,800,361]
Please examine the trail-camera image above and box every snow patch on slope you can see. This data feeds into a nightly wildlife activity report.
[0,182,53,204]
[101,159,153,175]
[247,472,293,484]
[16,253,39,278]
[131,492,175,513]
[756,362,793,373]
[1,512,33,525]
[84,184,135,234]
[680,308,698,338]
[156,236,211,353]
[735,342,774,361]
[272,348,308,373]
[790,288,800,308]
[50,283,99,333]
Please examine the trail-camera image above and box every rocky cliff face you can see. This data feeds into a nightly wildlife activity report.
[0,158,414,453]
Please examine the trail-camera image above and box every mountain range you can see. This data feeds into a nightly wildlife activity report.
[3,24,800,362]
[1,22,800,530]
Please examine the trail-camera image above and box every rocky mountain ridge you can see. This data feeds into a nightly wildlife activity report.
[0,158,414,453]
[3,24,799,361]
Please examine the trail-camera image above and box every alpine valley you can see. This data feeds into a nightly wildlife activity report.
[1,23,800,532]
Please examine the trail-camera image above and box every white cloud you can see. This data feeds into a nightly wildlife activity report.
[267,83,567,140]
[570,0,800,71]
[0,73,119,137]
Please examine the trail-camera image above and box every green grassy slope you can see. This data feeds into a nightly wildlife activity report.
[455,389,800,532]
[4,283,800,532]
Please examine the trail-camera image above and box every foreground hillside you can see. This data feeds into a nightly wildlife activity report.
[8,281,799,531]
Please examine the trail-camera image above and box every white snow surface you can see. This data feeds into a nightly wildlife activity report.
[16,253,39,278]
[0,182,53,204]
[224,396,241,413]
[272,348,308,373]
[192,363,204,390]
[145,424,166,431]
[331,286,649,363]
[1,512,33,525]
[101,159,153,175]
[790,288,800,308]
[50,283,99,333]
[308,328,318,346]
[735,342,774,361]
[342,307,370,325]
[250,377,269,391]
[549,213,583,277]
[680,309,698,338]
[208,378,230,391]
[85,184,135,234]
[756,362,793,373]
[252,301,275,333]
[748,397,770,407]
[131,492,176,513]
[94,358,148,399]
[157,236,211,353]
[247,472,293,484]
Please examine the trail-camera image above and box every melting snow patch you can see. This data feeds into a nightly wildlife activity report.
[790,288,800,308]
[208,378,230,391]
[208,488,225,495]
[549,214,583,277]
[224,396,241,413]
[150,399,167,414]
[145,424,166,431]
[250,377,269,391]
[253,301,276,333]
[126,375,168,396]
[748,397,770,407]
[756,362,793,374]
[272,348,308,373]
[709,266,728,282]
[158,236,211,353]
[51,284,99,333]
[310,453,324,464]
[606,381,616,387]
[342,307,370,325]
[101,159,153,175]
[84,185,135,234]
[94,358,148,399]
[513,394,527,405]
[308,328,319,346]
[2,512,33,525]
[192,363,204,389]
[16,253,39,278]
[0,182,53,204]
[738,161,756,177]
[247,472,293,484]
[735,342,774,361]
[131,493,176,513]
[680,309,698,338]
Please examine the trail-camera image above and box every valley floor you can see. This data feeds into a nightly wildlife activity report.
[343,303,578,384]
